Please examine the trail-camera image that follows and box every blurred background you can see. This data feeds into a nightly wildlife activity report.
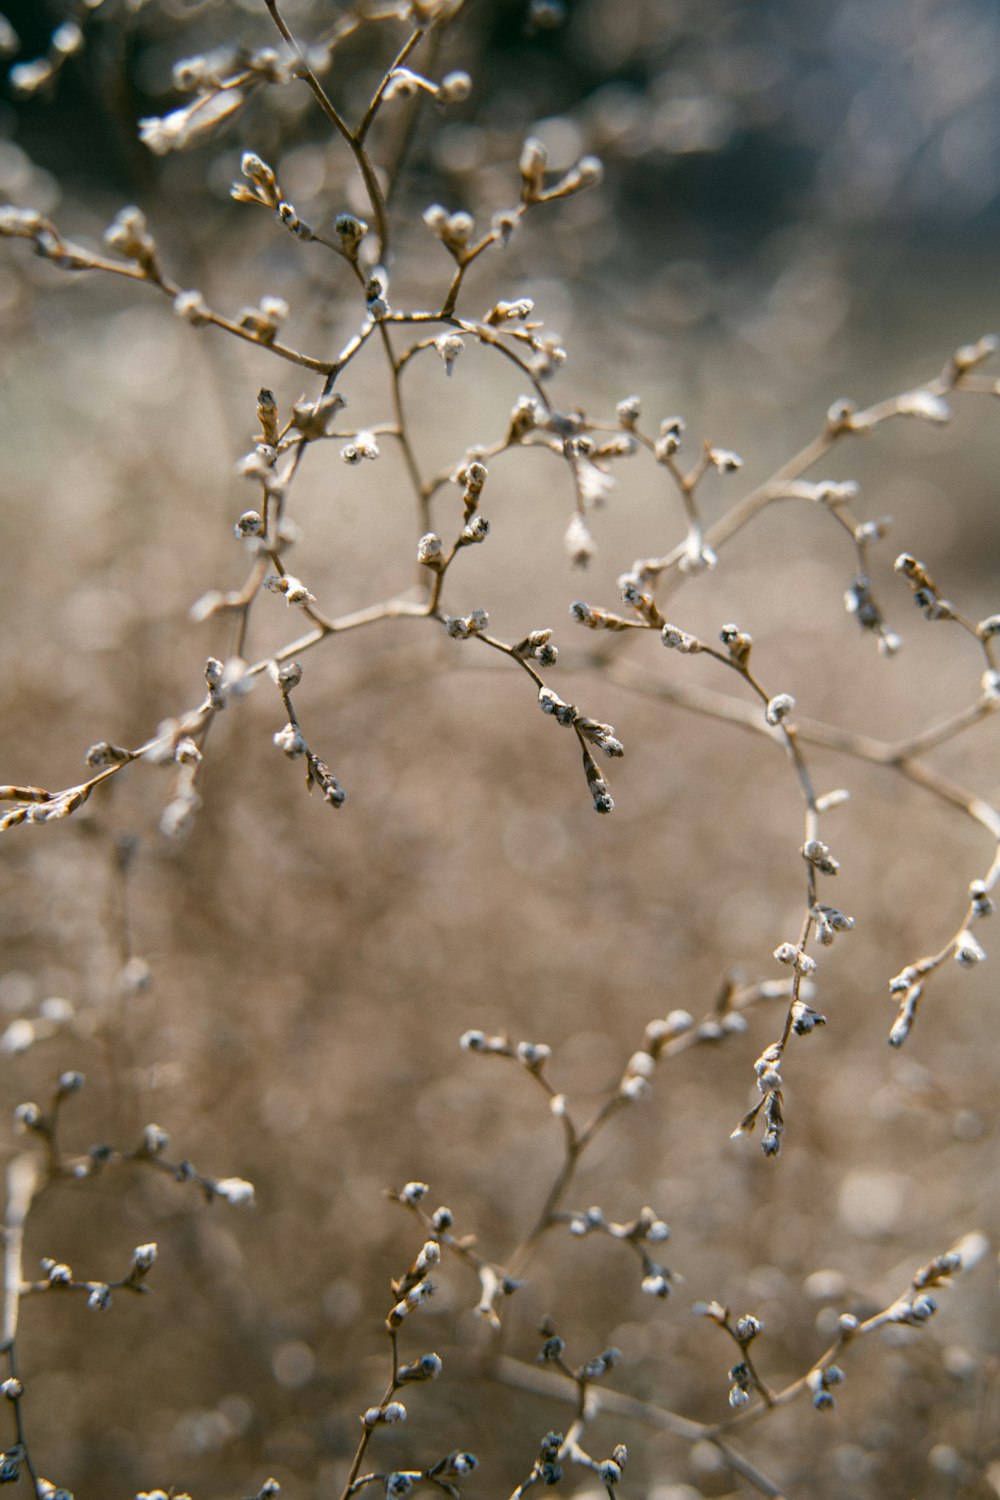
[1,1,999,1498]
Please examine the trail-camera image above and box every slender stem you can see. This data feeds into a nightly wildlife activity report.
[376,321,429,530]
[264,0,390,256]
[356,29,425,143]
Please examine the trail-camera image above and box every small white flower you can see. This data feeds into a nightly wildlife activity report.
[435,333,464,375]
[708,446,743,472]
[173,289,210,325]
[273,723,305,758]
[214,1177,255,1206]
[417,533,443,566]
[765,693,796,726]
[897,388,951,424]
[955,930,986,966]
[619,1074,649,1102]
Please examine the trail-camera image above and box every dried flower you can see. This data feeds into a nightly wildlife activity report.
[765,693,796,726]
[139,90,246,156]
[213,1177,256,1207]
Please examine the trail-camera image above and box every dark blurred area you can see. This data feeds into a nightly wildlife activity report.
[1,3,999,1500]
[7,0,1000,236]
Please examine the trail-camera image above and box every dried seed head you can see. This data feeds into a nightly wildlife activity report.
[292,391,346,439]
[132,1242,158,1272]
[519,136,548,199]
[444,210,474,246]
[537,686,574,725]
[142,1123,169,1156]
[363,1402,406,1426]
[265,574,316,607]
[341,430,380,464]
[720,623,752,666]
[435,332,464,374]
[855,516,892,544]
[708,446,742,473]
[507,394,544,439]
[366,272,390,320]
[889,965,920,995]
[487,297,534,324]
[439,69,472,104]
[898,388,951,424]
[239,297,289,344]
[104,205,158,270]
[278,201,314,241]
[803,839,840,875]
[274,723,306,758]
[954,930,986,966]
[14,1101,42,1131]
[0,206,44,237]
[417,533,444,568]
[661,623,700,653]
[516,1040,551,1069]
[908,1293,938,1322]
[173,289,210,325]
[239,151,280,207]
[438,1452,478,1477]
[334,213,368,252]
[619,1074,648,1100]
[826,397,856,432]
[85,741,130,767]
[445,609,488,639]
[213,1177,255,1206]
[765,693,795,726]
[969,879,994,918]
[423,202,449,235]
[398,1351,443,1383]
[235,510,264,538]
